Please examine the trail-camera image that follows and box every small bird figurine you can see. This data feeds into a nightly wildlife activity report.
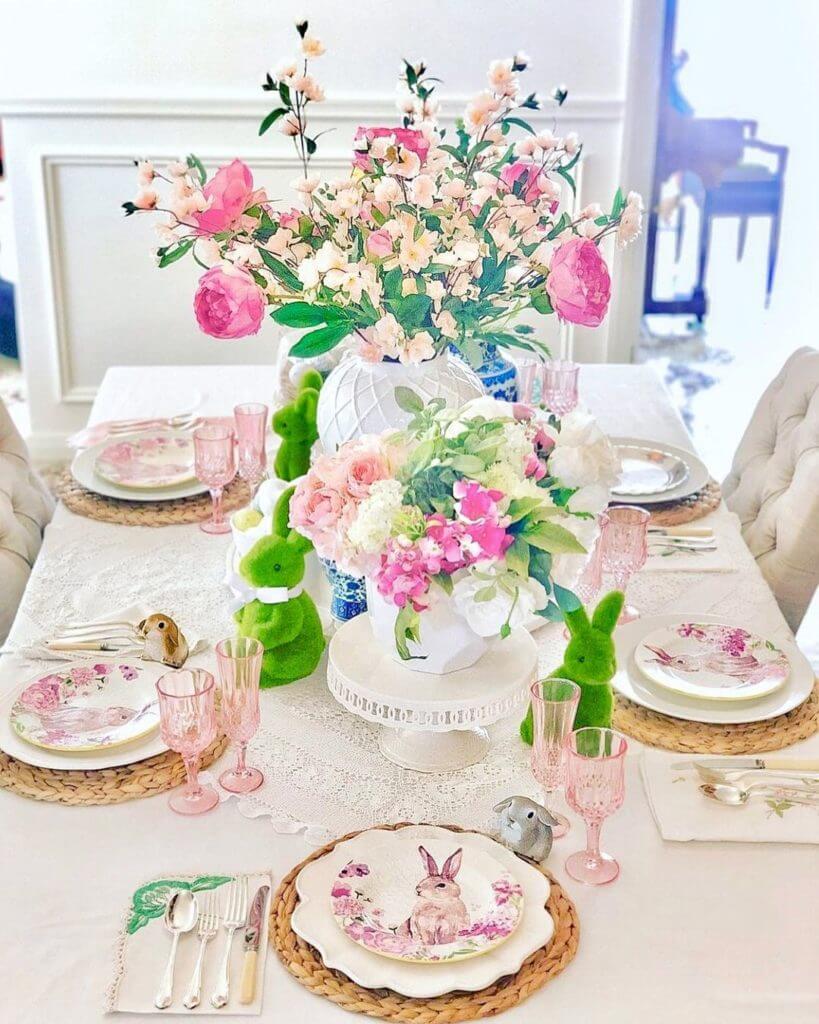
[137,614,189,668]
[494,796,559,862]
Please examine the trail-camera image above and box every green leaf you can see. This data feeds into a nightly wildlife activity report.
[474,585,496,603]
[522,520,586,555]
[259,107,287,136]
[555,165,576,196]
[157,238,194,268]
[186,154,207,186]
[394,386,425,415]
[390,292,432,331]
[610,186,625,218]
[394,604,426,662]
[258,249,302,291]
[506,498,545,524]
[535,600,564,622]
[505,536,530,578]
[503,115,535,135]
[546,212,571,241]
[383,267,403,300]
[279,81,292,108]
[553,584,582,613]
[450,454,486,475]
[531,290,554,315]
[305,137,318,156]
[432,573,453,596]
[288,322,350,358]
[271,302,332,328]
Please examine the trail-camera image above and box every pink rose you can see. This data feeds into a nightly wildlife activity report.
[365,229,393,259]
[193,266,265,340]
[192,159,255,235]
[545,238,611,328]
[19,677,63,712]
[352,126,430,170]
[343,449,390,499]
[499,160,546,203]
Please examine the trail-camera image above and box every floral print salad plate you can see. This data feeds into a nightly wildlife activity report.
[9,662,160,752]
[292,825,553,998]
[330,834,523,964]
[635,622,790,702]
[94,433,196,490]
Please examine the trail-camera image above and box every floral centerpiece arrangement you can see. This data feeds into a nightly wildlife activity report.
[123,20,642,369]
[289,391,618,666]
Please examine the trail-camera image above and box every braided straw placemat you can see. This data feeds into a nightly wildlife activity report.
[0,733,228,805]
[270,822,579,1022]
[614,681,819,754]
[645,478,722,527]
[55,470,250,527]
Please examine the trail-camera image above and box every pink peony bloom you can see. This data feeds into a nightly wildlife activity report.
[545,238,611,328]
[499,160,547,203]
[193,266,265,340]
[352,126,430,171]
[192,159,255,235]
[366,229,393,259]
[19,677,63,712]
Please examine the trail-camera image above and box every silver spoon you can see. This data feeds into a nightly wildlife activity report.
[700,782,819,807]
[155,890,198,1009]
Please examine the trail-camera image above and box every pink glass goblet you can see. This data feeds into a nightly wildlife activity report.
[565,727,628,885]
[600,505,650,623]
[540,360,580,417]
[508,351,541,405]
[234,403,268,497]
[215,636,264,794]
[194,424,236,535]
[530,678,581,839]
[156,669,219,816]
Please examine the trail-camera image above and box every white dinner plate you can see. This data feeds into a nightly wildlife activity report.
[293,825,553,998]
[609,437,709,505]
[0,661,169,770]
[329,829,522,964]
[71,434,206,502]
[613,614,814,724]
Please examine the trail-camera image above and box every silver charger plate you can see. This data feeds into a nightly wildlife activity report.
[613,444,689,496]
[609,436,710,505]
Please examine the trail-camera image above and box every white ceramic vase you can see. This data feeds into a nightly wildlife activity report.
[366,581,490,675]
[316,351,483,452]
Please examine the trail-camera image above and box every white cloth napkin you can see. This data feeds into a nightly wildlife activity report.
[106,870,272,1016]
[640,750,819,844]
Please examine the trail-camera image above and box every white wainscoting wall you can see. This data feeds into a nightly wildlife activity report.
[0,0,643,460]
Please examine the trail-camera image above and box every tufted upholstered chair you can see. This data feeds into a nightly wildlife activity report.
[723,347,819,632]
[0,398,54,642]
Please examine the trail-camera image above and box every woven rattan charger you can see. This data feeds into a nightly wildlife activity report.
[271,822,579,1023]
[645,478,721,527]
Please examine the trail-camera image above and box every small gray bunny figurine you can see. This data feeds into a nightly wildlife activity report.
[494,796,559,862]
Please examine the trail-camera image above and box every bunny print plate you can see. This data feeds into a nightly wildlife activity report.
[9,662,160,752]
[94,432,196,490]
[330,832,523,964]
[635,622,789,702]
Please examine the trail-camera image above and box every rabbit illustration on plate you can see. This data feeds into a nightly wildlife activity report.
[397,846,469,945]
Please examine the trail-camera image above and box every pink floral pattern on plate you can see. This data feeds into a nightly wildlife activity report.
[637,622,790,701]
[94,434,195,489]
[330,858,523,963]
[10,663,159,752]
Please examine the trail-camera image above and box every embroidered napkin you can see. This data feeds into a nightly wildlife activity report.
[106,871,273,1015]
[640,750,819,844]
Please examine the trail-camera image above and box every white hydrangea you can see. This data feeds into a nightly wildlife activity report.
[501,421,533,469]
[347,479,405,553]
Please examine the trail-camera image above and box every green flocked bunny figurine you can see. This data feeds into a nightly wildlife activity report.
[234,486,325,686]
[272,368,322,481]
[520,591,624,743]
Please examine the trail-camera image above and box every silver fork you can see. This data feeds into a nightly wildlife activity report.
[183,893,220,1010]
[211,876,248,1009]
[105,413,201,435]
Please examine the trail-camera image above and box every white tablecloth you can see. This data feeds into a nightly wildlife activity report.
[1,364,816,1024]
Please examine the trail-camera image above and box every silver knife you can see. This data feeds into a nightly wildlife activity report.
[672,757,819,772]
[239,884,270,1005]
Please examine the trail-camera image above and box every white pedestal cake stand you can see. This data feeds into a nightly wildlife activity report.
[327,615,538,773]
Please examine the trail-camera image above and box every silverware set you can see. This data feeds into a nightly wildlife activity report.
[104,413,203,436]
[673,758,819,808]
[648,528,717,555]
[155,876,269,1011]
[46,619,145,653]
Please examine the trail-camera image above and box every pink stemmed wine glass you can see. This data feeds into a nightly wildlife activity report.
[193,424,236,535]
[529,678,580,839]
[234,403,268,497]
[540,359,580,417]
[215,636,264,794]
[156,669,219,816]
[565,727,628,885]
[600,505,650,623]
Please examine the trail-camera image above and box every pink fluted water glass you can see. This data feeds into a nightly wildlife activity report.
[529,678,580,839]
[565,727,628,885]
[215,636,264,794]
[540,359,580,417]
[194,424,236,535]
[600,505,650,623]
[156,669,219,816]
[234,403,268,497]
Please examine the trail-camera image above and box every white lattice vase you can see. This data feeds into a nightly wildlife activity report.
[366,581,490,674]
[316,351,483,452]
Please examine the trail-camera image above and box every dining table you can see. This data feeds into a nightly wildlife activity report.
[1,362,816,1024]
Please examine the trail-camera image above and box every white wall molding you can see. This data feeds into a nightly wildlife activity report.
[1,94,625,123]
